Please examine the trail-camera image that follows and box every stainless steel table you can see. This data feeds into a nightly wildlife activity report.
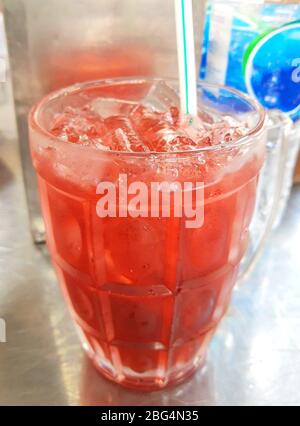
[1,77,300,406]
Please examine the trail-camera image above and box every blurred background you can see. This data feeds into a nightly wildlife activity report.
[0,0,300,406]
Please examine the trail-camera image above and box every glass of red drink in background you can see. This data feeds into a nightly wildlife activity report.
[40,45,155,91]
[29,79,266,390]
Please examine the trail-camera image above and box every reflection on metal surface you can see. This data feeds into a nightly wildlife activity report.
[80,357,215,406]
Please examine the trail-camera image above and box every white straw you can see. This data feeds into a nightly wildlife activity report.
[174,0,198,116]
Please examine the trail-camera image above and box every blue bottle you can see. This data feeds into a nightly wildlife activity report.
[200,0,300,121]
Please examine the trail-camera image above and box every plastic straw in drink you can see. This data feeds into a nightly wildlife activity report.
[174,0,198,116]
[164,1,199,292]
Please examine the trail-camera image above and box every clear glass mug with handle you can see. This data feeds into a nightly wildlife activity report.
[239,110,297,281]
[29,78,266,390]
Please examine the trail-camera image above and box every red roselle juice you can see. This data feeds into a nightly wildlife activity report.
[40,45,154,91]
[29,79,265,390]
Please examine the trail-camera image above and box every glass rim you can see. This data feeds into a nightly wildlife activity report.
[29,77,266,157]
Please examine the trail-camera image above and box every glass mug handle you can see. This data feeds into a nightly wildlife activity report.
[239,110,293,282]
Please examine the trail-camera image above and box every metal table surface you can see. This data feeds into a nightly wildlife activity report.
[1,78,300,407]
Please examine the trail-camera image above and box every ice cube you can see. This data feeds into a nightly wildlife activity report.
[102,118,150,153]
[222,116,249,139]
[115,128,150,153]
[142,80,180,112]
[90,97,138,119]
[142,124,197,152]
[168,136,199,151]
[86,139,110,151]
[104,116,150,152]
[50,106,106,144]
[211,118,249,145]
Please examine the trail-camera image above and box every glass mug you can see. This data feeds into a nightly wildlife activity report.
[239,110,297,280]
[29,79,266,390]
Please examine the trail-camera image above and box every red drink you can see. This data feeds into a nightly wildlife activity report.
[29,79,265,390]
[40,45,154,91]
